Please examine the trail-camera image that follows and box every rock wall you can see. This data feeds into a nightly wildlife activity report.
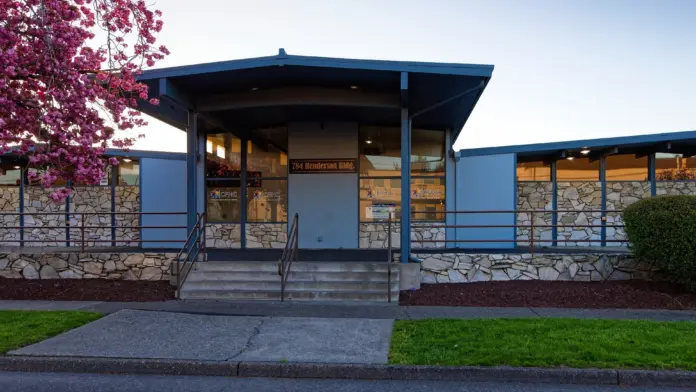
[605,182,650,246]
[556,182,602,246]
[0,252,176,280]
[206,223,241,248]
[246,223,287,248]
[0,187,21,246]
[412,252,656,283]
[516,182,553,246]
[115,186,140,246]
[68,187,112,247]
[358,223,445,249]
[656,182,696,196]
[23,187,66,246]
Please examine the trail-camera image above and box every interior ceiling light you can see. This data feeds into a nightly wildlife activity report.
[365,139,372,144]
[13,166,20,169]
[350,85,358,89]
[580,149,591,155]
[122,158,132,163]
[251,87,259,91]
[566,156,575,161]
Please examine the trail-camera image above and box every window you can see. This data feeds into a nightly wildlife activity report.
[656,153,696,180]
[206,133,242,222]
[359,126,446,221]
[605,155,648,181]
[246,179,287,222]
[207,180,241,222]
[248,127,288,178]
[246,128,288,223]
[117,160,139,186]
[0,164,22,186]
[516,161,551,181]
[556,158,599,181]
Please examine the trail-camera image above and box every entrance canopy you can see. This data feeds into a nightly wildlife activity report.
[137,49,494,143]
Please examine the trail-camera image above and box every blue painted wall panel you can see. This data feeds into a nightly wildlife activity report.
[140,157,187,248]
[455,153,515,248]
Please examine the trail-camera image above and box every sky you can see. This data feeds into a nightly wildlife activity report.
[121,0,696,153]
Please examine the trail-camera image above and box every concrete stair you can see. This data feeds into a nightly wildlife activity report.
[178,261,399,302]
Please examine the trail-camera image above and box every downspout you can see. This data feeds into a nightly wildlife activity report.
[405,80,485,263]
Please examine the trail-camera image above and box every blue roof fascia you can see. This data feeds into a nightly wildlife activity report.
[139,53,494,80]
[106,149,186,161]
[456,130,696,158]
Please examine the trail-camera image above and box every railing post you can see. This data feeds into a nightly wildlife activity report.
[80,212,87,252]
[529,210,535,255]
[387,212,392,304]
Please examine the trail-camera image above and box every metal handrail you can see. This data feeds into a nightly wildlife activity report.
[387,212,392,303]
[278,213,299,302]
[175,213,207,299]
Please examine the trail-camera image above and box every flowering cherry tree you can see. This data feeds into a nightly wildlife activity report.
[0,0,168,200]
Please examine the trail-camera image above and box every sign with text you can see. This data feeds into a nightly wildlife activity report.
[289,159,357,174]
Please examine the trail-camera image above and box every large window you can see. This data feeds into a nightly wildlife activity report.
[0,164,22,186]
[117,160,139,185]
[206,133,242,222]
[556,157,599,181]
[605,154,648,181]
[359,127,445,222]
[516,161,551,181]
[656,153,696,180]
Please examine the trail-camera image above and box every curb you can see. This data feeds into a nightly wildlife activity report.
[1,356,696,387]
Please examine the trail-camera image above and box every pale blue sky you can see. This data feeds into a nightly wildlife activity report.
[125,0,696,152]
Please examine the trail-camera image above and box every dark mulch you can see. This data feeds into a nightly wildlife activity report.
[0,279,175,301]
[400,280,696,310]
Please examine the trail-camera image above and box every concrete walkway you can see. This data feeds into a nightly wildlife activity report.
[1,299,696,321]
[9,309,394,364]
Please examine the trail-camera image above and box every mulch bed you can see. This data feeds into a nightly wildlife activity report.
[0,279,175,301]
[400,281,696,310]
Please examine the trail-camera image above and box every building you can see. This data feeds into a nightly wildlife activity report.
[1,50,695,294]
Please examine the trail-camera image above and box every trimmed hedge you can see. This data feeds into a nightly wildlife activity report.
[623,195,696,289]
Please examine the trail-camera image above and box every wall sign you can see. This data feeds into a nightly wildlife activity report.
[289,159,357,174]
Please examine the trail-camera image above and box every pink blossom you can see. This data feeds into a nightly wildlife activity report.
[0,0,167,202]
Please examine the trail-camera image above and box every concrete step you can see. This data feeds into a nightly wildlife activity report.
[185,271,399,283]
[179,289,399,302]
[194,261,396,273]
[181,280,399,292]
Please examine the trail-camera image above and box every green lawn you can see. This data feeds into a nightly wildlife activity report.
[390,318,696,371]
[0,311,102,354]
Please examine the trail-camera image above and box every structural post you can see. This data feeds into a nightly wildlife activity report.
[600,156,606,247]
[240,134,248,249]
[550,160,557,247]
[648,153,656,196]
[186,112,199,234]
[399,72,411,262]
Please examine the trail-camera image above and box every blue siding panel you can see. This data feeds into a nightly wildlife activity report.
[140,157,187,248]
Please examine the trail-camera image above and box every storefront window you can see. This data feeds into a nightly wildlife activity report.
[556,157,599,181]
[206,133,242,222]
[359,126,400,177]
[206,181,241,222]
[360,178,401,221]
[411,129,445,175]
[117,160,139,185]
[516,161,551,181]
[605,155,648,181]
[206,133,241,177]
[246,179,288,222]
[0,164,22,186]
[248,127,288,177]
[656,153,696,180]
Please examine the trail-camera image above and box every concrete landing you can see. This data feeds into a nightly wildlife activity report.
[9,309,394,364]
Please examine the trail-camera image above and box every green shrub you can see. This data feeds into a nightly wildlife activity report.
[623,195,696,289]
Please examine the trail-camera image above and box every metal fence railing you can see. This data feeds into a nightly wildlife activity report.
[411,209,627,253]
[0,211,188,250]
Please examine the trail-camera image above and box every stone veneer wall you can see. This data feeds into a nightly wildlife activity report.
[246,223,287,248]
[656,182,696,196]
[412,252,656,283]
[0,187,21,246]
[115,186,140,246]
[0,252,175,280]
[605,182,650,246]
[23,187,66,246]
[206,223,241,248]
[556,182,602,246]
[69,187,112,247]
[359,223,445,249]
[516,182,553,246]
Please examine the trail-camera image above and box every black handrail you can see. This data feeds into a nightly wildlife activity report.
[278,213,299,302]
[175,213,206,298]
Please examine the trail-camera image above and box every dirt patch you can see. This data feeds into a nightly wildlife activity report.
[400,281,696,310]
[0,279,174,301]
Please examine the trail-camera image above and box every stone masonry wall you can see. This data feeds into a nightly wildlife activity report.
[605,182,650,246]
[115,186,140,246]
[246,223,287,248]
[0,187,21,246]
[556,182,602,246]
[516,182,553,246]
[0,252,176,280]
[206,223,241,248]
[656,182,696,196]
[359,223,445,249]
[23,187,66,246]
[414,252,656,284]
[69,187,111,247]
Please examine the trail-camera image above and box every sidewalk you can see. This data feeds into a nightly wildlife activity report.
[1,299,696,321]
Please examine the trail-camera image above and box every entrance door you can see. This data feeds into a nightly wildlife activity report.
[288,173,358,249]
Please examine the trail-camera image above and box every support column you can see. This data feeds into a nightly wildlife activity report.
[600,156,606,247]
[399,72,411,262]
[240,134,248,249]
[186,112,199,234]
[445,129,456,248]
[649,153,656,196]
